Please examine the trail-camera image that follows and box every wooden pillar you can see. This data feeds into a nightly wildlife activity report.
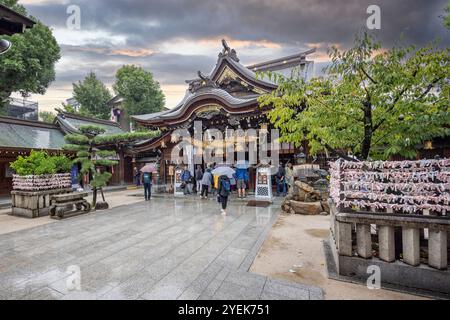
[118,148,125,185]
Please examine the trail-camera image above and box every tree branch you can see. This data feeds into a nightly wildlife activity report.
[360,66,377,84]
[372,69,420,133]
[310,133,360,162]
[416,77,442,101]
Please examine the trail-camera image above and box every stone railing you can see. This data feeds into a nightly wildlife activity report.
[328,159,449,295]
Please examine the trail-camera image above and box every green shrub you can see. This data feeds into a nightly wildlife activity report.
[10,150,72,176]
[52,155,72,173]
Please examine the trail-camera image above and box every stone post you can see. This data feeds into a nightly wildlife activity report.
[378,225,395,262]
[402,227,420,266]
[337,221,352,256]
[379,208,396,262]
[356,224,372,258]
[428,228,447,270]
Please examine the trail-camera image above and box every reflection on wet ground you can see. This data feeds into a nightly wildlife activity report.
[0,197,322,300]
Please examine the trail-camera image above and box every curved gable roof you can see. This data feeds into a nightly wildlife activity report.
[133,87,258,125]
[208,54,277,92]
[133,40,315,127]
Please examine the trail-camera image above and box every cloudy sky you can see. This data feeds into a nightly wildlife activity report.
[15,0,450,112]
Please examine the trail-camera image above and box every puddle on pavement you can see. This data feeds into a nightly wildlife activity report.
[304,228,329,239]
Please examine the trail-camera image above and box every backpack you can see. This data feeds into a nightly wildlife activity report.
[143,172,151,184]
[222,179,231,192]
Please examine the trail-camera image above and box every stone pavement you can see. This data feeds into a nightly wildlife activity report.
[0,196,323,300]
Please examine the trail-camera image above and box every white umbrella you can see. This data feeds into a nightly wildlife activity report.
[212,166,235,178]
[235,160,250,169]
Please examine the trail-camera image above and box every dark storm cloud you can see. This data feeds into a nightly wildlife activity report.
[21,0,450,109]
[26,0,449,47]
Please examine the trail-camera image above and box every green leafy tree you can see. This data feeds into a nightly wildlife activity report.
[0,0,60,114]
[259,33,450,160]
[113,65,165,118]
[63,125,159,206]
[60,102,77,114]
[10,150,71,176]
[73,72,112,120]
[39,111,56,123]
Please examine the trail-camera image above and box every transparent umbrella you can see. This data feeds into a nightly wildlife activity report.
[235,160,250,169]
[212,166,235,178]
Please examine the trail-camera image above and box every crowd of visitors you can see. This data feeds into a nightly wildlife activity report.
[134,162,295,214]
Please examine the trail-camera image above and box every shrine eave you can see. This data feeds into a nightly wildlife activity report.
[132,89,260,127]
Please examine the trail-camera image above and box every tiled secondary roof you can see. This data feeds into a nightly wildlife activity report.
[56,112,124,135]
[0,117,66,149]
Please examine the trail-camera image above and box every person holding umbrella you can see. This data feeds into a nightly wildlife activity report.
[140,163,156,201]
[235,160,249,199]
[217,175,231,215]
[212,165,235,215]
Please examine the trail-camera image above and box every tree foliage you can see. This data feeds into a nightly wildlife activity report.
[39,111,56,123]
[113,65,165,117]
[63,125,159,206]
[72,72,112,120]
[60,102,77,114]
[258,33,450,160]
[0,0,60,114]
[10,150,71,176]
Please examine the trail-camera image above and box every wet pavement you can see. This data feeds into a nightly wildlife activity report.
[0,196,323,300]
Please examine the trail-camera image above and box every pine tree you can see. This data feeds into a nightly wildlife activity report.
[63,125,159,207]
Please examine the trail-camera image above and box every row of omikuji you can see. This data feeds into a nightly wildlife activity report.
[329,159,450,215]
[342,191,450,206]
[12,174,72,191]
[339,199,449,215]
[334,158,449,170]
[338,181,449,193]
[340,170,449,183]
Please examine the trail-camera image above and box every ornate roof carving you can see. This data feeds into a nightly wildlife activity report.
[218,39,239,62]
[185,71,218,93]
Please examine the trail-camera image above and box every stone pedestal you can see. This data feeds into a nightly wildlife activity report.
[11,188,72,218]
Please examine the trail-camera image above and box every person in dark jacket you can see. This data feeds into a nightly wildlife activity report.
[181,166,192,195]
[195,165,203,194]
[200,167,213,199]
[217,175,231,215]
[276,164,286,197]
[134,167,141,187]
[141,172,152,200]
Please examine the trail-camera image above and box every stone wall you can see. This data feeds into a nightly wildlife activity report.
[11,188,72,218]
